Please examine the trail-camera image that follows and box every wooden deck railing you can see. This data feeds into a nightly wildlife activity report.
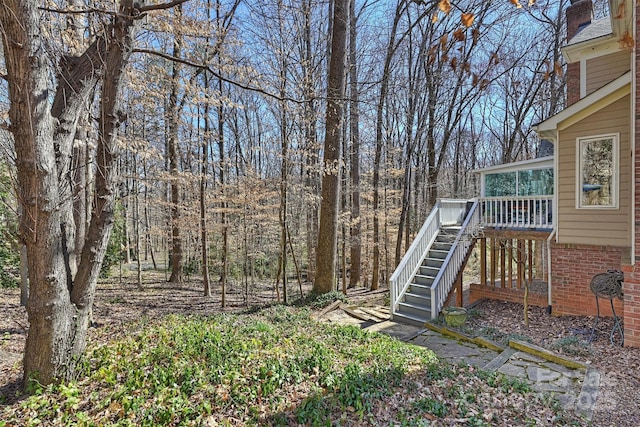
[479,196,553,229]
[390,199,475,318]
[429,200,480,318]
[390,201,441,315]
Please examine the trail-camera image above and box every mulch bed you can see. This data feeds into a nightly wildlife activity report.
[463,299,640,426]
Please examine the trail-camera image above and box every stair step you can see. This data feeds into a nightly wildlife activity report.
[483,348,517,372]
[432,242,453,251]
[423,258,444,268]
[428,249,449,259]
[436,233,457,242]
[404,291,431,305]
[408,283,431,295]
[419,265,440,276]
[397,301,431,320]
[413,274,435,286]
[392,310,430,327]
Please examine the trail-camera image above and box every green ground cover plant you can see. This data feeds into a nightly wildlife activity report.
[1,305,582,426]
[549,335,593,357]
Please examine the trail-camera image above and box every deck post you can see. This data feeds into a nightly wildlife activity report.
[491,238,497,286]
[500,240,506,288]
[517,239,524,289]
[507,239,513,289]
[528,240,534,283]
[480,238,487,287]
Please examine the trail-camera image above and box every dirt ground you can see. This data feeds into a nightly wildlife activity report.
[1,271,308,405]
[464,299,640,426]
[1,273,640,425]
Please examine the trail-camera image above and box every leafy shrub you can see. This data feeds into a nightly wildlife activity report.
[0,239,19,288]
[100,201,126,278]
[301,290,349,309]
[0,165,19,288]
[182,257,200,277]
[549,335,592,357]
[411,397,449,417]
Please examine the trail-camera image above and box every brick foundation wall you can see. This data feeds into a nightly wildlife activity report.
[630,3,640,348]
[469,284,548,308]
[551,243,624,317]
[623,266,640,347]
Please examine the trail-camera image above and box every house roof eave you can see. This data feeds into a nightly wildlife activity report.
[562,34,619,63]
[535,71,631,135]
[473,156,554,175]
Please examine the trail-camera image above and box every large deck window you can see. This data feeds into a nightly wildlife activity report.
[484,168,553,197]
[476,156,554,229]
[577,134,618,209]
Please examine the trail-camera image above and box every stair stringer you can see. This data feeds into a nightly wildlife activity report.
[427,201,480,318]
[391,200,480,324]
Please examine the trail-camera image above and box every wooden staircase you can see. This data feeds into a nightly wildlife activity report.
[394,227,460,325]
[390,200,479,326]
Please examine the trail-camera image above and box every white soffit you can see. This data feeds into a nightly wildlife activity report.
[534,71,630,134]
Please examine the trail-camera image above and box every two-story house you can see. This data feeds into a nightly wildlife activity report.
[390,0,640,348]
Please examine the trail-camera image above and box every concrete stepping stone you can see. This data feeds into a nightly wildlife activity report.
[318,306,599,421]
[483,348,517,371]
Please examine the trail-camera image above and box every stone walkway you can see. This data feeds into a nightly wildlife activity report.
[319,305,599,421]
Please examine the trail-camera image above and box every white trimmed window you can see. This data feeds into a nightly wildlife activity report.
[576,133,619,209]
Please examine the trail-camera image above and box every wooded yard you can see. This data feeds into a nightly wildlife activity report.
[1,272,639,425]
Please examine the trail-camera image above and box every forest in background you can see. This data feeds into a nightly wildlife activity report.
[0,0,610,299]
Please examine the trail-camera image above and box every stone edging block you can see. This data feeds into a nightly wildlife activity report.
[509,339,587,371]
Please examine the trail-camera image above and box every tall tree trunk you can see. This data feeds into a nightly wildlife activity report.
[348,0,361,289]
[278,12,289,303]
[302,0,319,285]
[217,77,228,306]
[372,1,406,291]
[201,98,212,297]
[395,86,418,265]
[313,0,348,293]
[69,0,89,280]
[133,174,143,289]
[341,109,348,294]
[143,160,157,269]
[279,98,288,303]
[425,71,439,206]
[168,4,184,284]
[121,166,132,265]
[1,0,144,385]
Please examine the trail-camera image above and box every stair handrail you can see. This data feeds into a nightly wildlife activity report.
[390,200,441,313]
[430,200,480,318]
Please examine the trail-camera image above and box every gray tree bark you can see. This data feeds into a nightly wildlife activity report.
[313,0,349,293]
[348,0,361,289]
[167,3,184,284]
[0,0,179,386]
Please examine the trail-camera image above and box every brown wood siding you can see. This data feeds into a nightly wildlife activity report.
[556,94,631,246]
[586,52,630,96]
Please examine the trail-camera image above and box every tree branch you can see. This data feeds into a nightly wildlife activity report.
[138,0,190,13]
[133,48,305,104]
[39,0,190,19]
[39,6,117,16]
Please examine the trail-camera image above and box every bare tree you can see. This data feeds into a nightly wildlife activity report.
[0,0,187,386]
[372,0,410,291]
[314,0,349,293]
[348,0,362,288]
[167,3,185,284]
